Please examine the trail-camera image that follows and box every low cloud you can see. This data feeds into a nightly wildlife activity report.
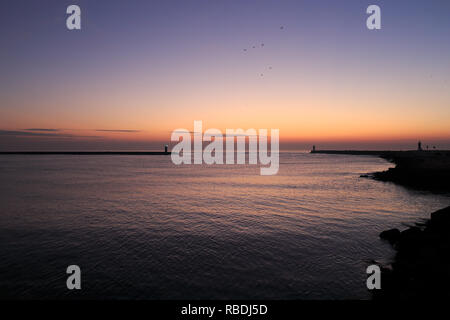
[172,130,258,137]
[0,130,67,137]
[0,130,98,138]
[95,129,141,133]
[24,128,61,132]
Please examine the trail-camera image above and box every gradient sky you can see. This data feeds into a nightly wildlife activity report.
[1,0,450,150]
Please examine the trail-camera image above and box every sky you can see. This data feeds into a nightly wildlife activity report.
[1,0,450,151]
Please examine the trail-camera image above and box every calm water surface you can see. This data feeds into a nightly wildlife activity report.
[0,152,449,299]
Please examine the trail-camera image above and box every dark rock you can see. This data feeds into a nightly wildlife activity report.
[374,206,450,300]
[430,206,450,223]
[380,228,401,244]
[370,152,450,191]
[400,226,422,240]
[397,227,422,250]
[426,206,450,235]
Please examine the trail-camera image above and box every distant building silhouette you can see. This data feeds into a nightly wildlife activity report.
[312,145,316,152]
[418,141,423,151]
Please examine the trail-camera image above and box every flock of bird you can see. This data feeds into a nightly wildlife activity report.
[242,26,285,77]
[241,26,449,87]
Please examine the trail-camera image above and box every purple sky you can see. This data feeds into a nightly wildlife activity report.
[1,0,450,150]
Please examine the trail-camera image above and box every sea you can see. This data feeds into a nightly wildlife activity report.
[0,152,449,299]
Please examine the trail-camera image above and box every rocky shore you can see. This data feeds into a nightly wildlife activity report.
[369,152,450,299]
[372,151,450,192]
[376,206,450,300]
[311,149,450,299]
[312,149,450,191]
